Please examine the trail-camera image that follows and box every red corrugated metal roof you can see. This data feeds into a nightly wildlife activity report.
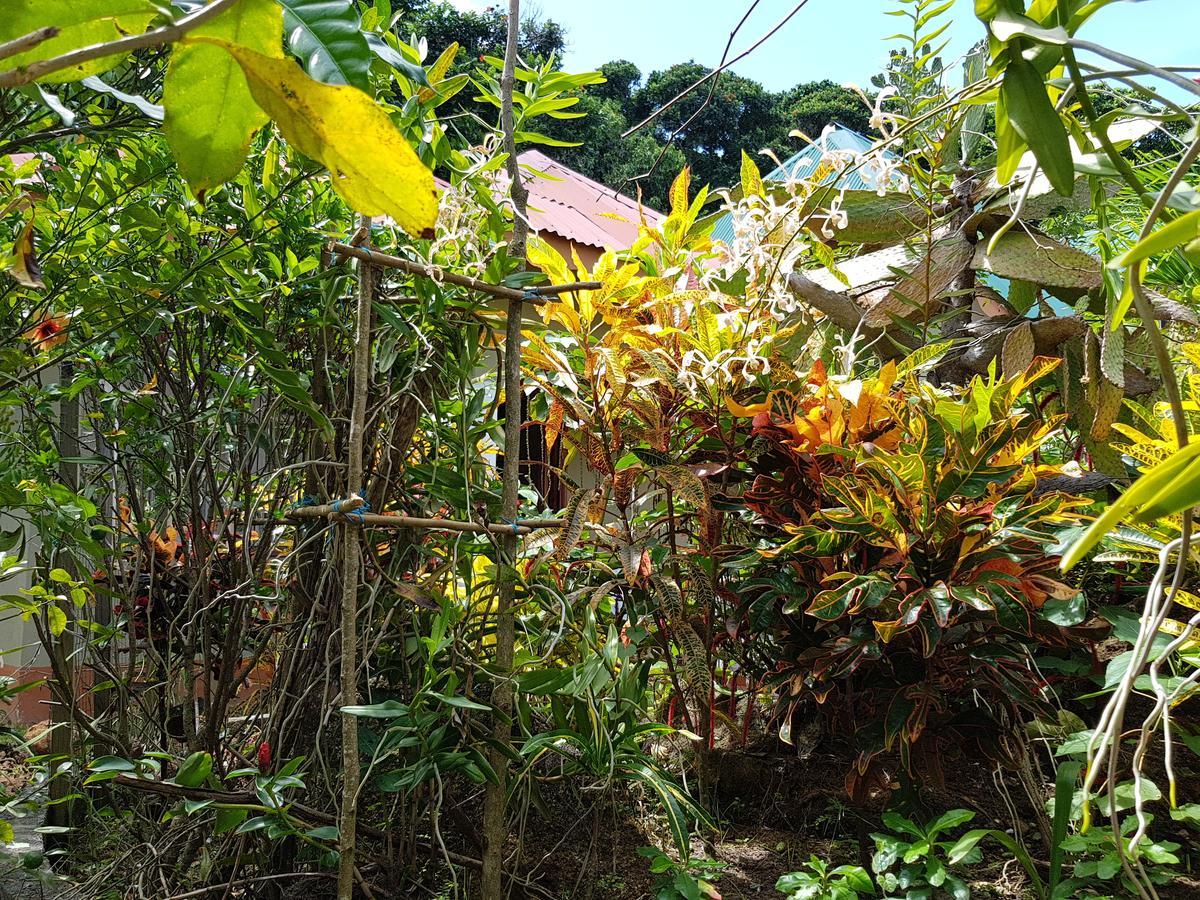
[517,150,663,251]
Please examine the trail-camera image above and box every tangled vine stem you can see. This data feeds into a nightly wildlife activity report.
[1075,125,1200,899]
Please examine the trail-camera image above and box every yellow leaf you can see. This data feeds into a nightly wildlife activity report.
[418,41,459,103]
[9,217,45,289]
[740,150,764,199]
[47,604,66,637]
[876,359,898,387]
[194,41,438,236]
[1173,591,1200,613]
[874,619,904,643]
[669,167,691,218]
[725,395,772,417]
[1159,617,1200,651]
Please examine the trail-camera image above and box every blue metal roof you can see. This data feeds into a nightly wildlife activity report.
[711,125,899,245]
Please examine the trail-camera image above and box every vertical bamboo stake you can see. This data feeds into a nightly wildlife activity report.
[45,360,78,843]
[337,214,374,900]
[481,1,528,895]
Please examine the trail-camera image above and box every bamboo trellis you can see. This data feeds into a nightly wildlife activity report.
[317,224,592,898]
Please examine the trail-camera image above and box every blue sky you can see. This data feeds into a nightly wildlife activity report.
[508,0,1198,99]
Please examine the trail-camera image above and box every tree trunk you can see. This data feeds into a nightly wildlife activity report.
[481,2,529,896]
[337,214,374,899]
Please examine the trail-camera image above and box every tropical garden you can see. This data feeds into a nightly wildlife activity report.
[0,0,1199,897]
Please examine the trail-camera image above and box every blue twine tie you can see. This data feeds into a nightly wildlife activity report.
[331,498,370,523]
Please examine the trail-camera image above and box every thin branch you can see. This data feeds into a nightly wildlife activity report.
[617,0,813,193]
[621,0,812,139]
[328,242,600,303]
[0,0,241,89]
[1069,38,1200,100]
[0,27,60,64]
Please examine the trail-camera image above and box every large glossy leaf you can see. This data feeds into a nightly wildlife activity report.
[174,751,213,788]
[279,0,371,92]
[200,42,437,235]
[0,1,158,83]
[1001,56,1074,196]
[166,0,282,195]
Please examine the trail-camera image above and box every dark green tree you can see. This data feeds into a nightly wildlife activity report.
[631,61,784,190]
[773,79,872,142]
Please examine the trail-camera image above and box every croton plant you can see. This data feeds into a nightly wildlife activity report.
[730,355,1092,779]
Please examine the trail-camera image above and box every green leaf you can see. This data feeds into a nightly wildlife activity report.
[1050,761,1082,891]
[235,815,272,834]
[436,694,490,712]
[0,1,157,83]
[990,10,1068,44]
[214,808,248,834]
[1111,209,1200,269]
[47,605,66,637]
[1001,55,1074,196]
[0,821,12,844]
[994,90,1025,186]
[513,130,581,148]
[88,755,137,773]
[341,700,408,717]
[278,0,372,92]
[198,42,438,236]
[174,751,213,788]
[166,0,282,196]
[363,32,429,86]
[306,825,339,840]
[1040,593,1085,626]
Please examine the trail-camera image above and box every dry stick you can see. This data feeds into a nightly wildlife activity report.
[165,873,336,900]
[481,3,529,898]
[328,242,600,303]
[0,0,242,88]
[336,215,374,900]
[0,26,59,63]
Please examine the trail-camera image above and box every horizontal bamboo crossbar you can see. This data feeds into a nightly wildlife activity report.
[288,501,563,536]
[328,242,601,303]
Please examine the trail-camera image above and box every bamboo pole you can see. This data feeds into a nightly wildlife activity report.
[328,242,601,302]
[336,217,374,900]
[288,506,563,535]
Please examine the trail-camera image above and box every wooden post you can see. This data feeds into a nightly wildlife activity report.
[481,2,529,896]
[337,215,374,899]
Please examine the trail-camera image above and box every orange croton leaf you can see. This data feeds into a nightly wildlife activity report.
[23,312,69,350]
[976,558,1051,608]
